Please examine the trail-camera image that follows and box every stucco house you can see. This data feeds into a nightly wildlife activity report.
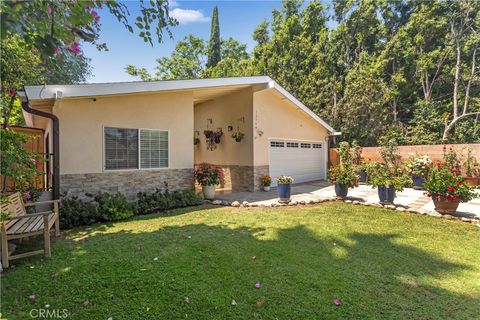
[20,76,339,200]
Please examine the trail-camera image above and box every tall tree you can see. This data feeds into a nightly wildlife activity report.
[206,6,221,68]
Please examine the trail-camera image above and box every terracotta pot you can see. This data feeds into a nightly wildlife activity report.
[432,196,460,214]
[463,177,480,187]
[202,185,216,200]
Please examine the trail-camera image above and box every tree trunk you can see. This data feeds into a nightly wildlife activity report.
[463,47,476,115]
[453,38,461,119]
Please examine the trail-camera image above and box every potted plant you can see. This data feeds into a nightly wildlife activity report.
[261,175,271,191]
[213,129,223,144]
[366,141,411,205]
[232,131,245,142]
[357,161,368,184]
[328,165,359,198]
[463,148,480,187]
[194,163,225,200]
[424,162,478,214]
[405,154,431,190]
[276,175,294,203]
[328,141,360,198]
[194,137,200,146]
[366,162,411,204]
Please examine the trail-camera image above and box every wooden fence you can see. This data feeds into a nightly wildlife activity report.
[1,126,45,192]
[329,143,480,168]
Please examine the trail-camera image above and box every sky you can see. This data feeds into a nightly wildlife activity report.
[82,0,288,83]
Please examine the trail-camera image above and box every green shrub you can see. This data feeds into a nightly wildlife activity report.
[136,189,203,215]
[60,195,100,229]
[95,192,134,221]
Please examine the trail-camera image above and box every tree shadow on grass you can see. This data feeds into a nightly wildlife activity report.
[2,222,479,320]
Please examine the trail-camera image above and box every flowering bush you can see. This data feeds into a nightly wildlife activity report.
[194,163,225,186]
[424,164,478,202]
[405,154,431,177]
[328,165,359,187]
[365,162,411,192]
[276,175,294,184]
[443,146,461,171]
[261,175,272,187]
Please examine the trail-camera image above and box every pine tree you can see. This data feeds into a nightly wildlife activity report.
[207,6,221,68]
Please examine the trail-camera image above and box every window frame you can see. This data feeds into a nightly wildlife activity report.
[102,126,170,172]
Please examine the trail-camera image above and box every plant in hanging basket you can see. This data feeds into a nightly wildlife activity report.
[194,137,200,145]
[204,130,214,139]
[232,131,245,142]
[213,129,223,144]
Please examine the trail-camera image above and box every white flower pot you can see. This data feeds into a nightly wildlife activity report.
[202,185,216,200]
[263,186,271,191]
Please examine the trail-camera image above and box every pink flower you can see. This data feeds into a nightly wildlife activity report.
[7,88,16,96]
[67,41,81,56]
[84,5,92,11]
[333,298,341,306]
[54,47,61,55]
[91,11,100,23]
[254,282,261,289]
[47,7,53,14]
[23,191,31,200]
[28,293,36,301]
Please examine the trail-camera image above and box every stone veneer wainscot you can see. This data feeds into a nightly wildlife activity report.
[60,168,194,200]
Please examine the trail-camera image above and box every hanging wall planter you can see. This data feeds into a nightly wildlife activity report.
[213,129,223,144]
[232,131,245,142]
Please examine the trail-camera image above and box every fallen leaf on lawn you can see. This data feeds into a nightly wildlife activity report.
[45,304,50,308]
[153,257,159,261]
[333,242,337,246]
[187,236,192,239]
[252,255,256,261]
[107,317,113,320]
[82,299,91,307]
[28,293,36,301]
[333,298,341,306]
[184,297,190,303]
[51,273,58,279]
[256,296,266,308]
[231,299,237,306]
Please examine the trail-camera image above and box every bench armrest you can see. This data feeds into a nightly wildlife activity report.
[3,211,53,221]
[24,200,60,207]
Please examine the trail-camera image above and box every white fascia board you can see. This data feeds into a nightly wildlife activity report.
[267,80,337,134]
[23,76,272,100]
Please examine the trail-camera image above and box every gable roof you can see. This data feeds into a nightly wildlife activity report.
[21,76,337,133]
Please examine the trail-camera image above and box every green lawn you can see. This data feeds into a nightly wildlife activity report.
[1,203,479,319]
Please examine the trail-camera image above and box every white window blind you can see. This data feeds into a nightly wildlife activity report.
[140,129,168,169]
[104,127,138,170]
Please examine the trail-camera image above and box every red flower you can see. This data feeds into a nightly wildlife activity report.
[7,88,16,96]
[435,162,442,168]
[455,180,461,186]
[447,186,455,192]
[451,168,459,173]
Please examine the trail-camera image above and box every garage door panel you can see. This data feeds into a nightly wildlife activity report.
[269,139,325,186]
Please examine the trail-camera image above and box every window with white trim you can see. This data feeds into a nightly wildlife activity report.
[140,129,168,169]
[312,143,322,149]
[104,127,168,170]
[301,143,311,148]
[286,142,299,148]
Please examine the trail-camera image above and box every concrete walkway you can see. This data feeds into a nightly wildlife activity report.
[216,181,480,220]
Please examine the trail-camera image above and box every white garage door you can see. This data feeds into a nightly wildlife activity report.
[269,139,326,186]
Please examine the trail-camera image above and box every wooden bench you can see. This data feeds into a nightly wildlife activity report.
[1,192,60,268]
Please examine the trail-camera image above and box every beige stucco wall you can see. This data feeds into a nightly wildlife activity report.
[194,87,254,166]
[50,91,194,174]
[253,88,329,166]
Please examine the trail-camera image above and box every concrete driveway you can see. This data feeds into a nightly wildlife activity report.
[216,181,480,220]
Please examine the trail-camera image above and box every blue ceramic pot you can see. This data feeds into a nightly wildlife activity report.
[277,183,292,203]
[378,186,396,204]
[412,175,425,190]
[334,183,348,198]
[359,171,367,183]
